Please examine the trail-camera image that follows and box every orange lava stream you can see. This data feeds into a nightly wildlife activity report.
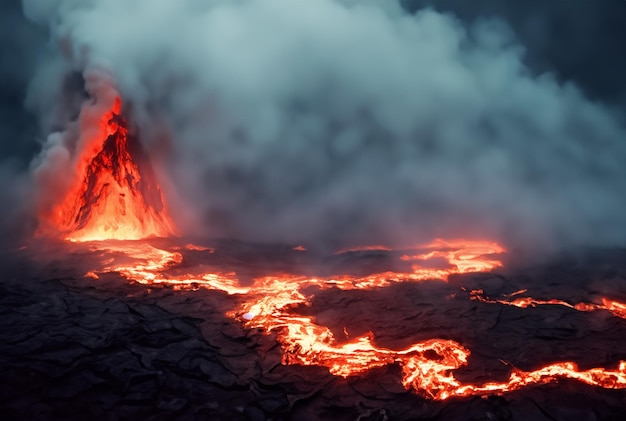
[97,243,245,293]
[81,239,626,399]
[468,289,626,320]
[246,295,626,399]
[336,245,392,254]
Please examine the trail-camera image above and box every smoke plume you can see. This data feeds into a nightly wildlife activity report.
[19,0,626,253]
[401,0,626,106]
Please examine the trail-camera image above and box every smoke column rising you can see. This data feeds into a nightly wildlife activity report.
[22,0,626,253]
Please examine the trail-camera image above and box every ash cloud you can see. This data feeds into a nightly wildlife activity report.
[18,0,626,253]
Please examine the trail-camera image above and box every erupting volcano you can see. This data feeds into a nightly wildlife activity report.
[36,95,175,242]
[16,75,625,419]
[23,83,626,412]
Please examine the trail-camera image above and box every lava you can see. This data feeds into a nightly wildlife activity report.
[37,85,626,401]
[401,238,506,280]
[98,242,244,293]
[404,359,626,400]
[37,95,175,242]
[468,288,626,320]
[78,238,626,399]
[336,245,392,254]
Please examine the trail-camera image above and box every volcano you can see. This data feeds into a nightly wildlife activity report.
[9,88,626,420]
[37,97,175,242]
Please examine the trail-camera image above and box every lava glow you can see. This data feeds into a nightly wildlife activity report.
[38,96,175,242]
[79,238,626,400]
[468,288,626,320]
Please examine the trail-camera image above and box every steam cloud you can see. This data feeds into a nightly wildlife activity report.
[19,0,626,253]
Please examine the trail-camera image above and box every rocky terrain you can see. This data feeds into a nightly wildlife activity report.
[1,243,626,420]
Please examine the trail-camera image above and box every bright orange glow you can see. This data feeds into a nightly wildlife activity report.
[602,298,626,319]
[98,242,244,293]
[76,238,626,399]
[38,96,175,242]
[402,239,506,279]
[403,358,626,400]
[469,289,626,320]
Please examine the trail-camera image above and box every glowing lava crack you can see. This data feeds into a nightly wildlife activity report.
[89,240,626,400]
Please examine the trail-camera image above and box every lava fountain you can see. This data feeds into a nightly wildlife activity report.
[35,83,175,242]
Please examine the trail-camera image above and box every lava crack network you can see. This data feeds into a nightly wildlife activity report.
[90,240,626,400]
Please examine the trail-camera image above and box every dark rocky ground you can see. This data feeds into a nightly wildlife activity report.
[1,241,626,420]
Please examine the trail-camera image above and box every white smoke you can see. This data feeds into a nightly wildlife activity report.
[23,0,626,253]
[31,67,122,228]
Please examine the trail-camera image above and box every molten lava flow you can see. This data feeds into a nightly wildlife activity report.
[402,358,626,400]
[232,274,626,400]
[336,239,505,279]
[33,72,625,402]
[401,239,506,279]
[39,96,175,242]
[81,238,626,399]
[97,242,245,293]
[468,289,626,320]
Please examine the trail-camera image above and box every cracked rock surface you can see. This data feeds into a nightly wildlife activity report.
[1,244,626,420]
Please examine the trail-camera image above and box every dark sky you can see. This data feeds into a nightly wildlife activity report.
[2,0,625,164]
[0,0,46,165]
[401,0,626,105]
